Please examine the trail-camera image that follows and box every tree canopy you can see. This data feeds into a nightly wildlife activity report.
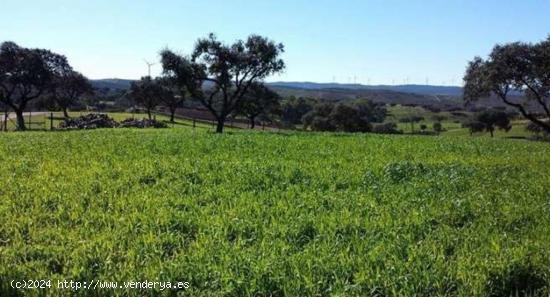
[0,41,72,130]
[49,70,93,117]
[128,76,171,120]
[465,110,512,137]
[302,100,384,132]
[162,33,285,133]
[195,33,285,132]
[235,82,281,129]
[280,96,316,126]
[463,37,550,133]
[399,116,424,132]
[155,76,184,122]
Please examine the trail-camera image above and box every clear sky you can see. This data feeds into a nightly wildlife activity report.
[2,0,549,85]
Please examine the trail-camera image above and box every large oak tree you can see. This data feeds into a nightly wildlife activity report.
[161,33,285,133]
[128,76,171,120]
[463,37,550,133]
[0,41,71,130]
[50,70,93,118]
[156,76,186,122]
[160,50,204,122]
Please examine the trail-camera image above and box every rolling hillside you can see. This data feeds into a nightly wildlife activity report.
[268,81,464,96]
[91,79,465,108]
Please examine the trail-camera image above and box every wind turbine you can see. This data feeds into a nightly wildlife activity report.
[143,59,156,77]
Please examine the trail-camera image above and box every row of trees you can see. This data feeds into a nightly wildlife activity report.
[398,116,424,133]
[464,110,512,137]
[0,42,93,130]
[1,35,378,134]
[128,76,180,121]
[4,35,547,135]
[301,99,387,132]
[128,76,281,128]
[1,33,286,133]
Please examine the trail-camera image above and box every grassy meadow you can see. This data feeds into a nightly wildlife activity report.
[385,105,535,139]
[2,107,541,140]
[1,127,550,296]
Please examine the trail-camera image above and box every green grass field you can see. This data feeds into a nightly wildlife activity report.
[1,107,540,140]
[386,105,536,139]
[1,128,550,296]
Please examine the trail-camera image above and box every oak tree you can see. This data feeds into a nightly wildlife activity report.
[0,41,71,130]
[50,71,93,118]
[464,37,550,133]
[236,82,280,129]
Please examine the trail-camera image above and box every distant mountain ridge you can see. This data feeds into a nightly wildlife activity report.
[267,81,464,96]
[90,78,467,108]
[91,79,133,91]
[90,79,464,96]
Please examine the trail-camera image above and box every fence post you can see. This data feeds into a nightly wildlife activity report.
[3,112,7,132]
[50,113,54,130]
[28,111,31,130]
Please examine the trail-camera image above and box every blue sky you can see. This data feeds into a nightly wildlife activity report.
[2,0,549,85]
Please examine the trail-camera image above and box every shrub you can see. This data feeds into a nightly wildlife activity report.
[485,261,547,297]
[372,122,403,134]
[433,122,443,133]
[526,121,548,135]
[310,116,336,131]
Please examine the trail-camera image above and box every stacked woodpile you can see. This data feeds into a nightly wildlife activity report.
[59,114,118,129]
[119,118,167,128]
[59,114,167,129]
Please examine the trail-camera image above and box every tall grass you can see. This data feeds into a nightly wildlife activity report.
[0,129,549,296]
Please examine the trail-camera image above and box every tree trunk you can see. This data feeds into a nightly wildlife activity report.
[170,109,175,122]
[3,111,6,131]
[216,118,225,133]
[147,109,152,120]
[490,130,494,138]
[63,108,69,118]
[250,117,256,129]
[15,109,26,131]
[499,94,550,134]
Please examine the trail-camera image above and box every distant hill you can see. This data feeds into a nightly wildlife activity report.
[92,79,463,96]
[90,79,466,109]
[90,78,532,112]
[91,79,133,92]
[268,85,463,108]
[268,82,464,96]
